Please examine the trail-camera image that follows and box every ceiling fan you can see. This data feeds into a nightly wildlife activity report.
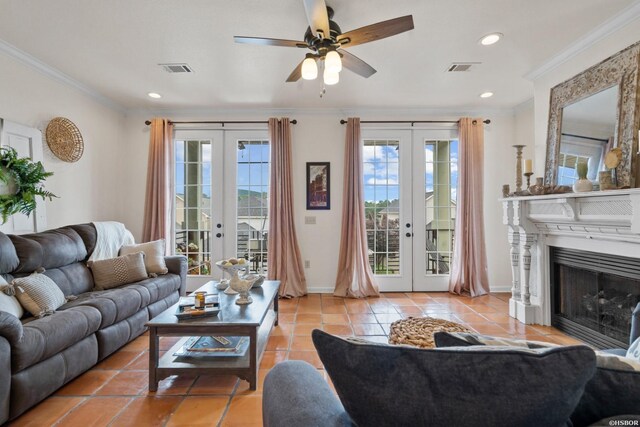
[234,0,414,86]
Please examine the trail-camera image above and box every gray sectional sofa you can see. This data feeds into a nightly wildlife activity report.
[0,223,187,423]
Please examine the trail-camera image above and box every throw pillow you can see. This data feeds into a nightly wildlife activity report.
[88,252,148,290]
[434,331,558,349]
[11,272,66,318]
[433,331,640,426]
[626,336,640,362]
[0,275,23,318]
[312,330,596,427]
[571,350,640,426]
[119,239,168,275]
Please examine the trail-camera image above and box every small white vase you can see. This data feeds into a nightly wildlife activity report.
[573,178,593,193]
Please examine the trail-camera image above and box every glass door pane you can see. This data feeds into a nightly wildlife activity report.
[175,139,213,275]
[362,129,412,292]
[236,139,270,274]
[412,129,459,292]
[364,139,401,275]
[173,130,224,291]
[424,140,457,276]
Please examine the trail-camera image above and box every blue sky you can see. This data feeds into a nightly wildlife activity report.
[362,140,458,203]
[175,141,269,196]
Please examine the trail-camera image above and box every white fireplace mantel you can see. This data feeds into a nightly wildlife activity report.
[500,188,640,325]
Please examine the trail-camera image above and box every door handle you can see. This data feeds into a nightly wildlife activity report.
[216,233,223,238]
[406,223,411,228]
[216,223,223,229]
[405,232,413,237]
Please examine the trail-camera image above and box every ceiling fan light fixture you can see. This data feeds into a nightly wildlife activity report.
[301,57,318,80]
[325,50,342,73]
[324,69,339,85]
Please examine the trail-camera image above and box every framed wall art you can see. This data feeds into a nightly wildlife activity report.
[306,162,330,210]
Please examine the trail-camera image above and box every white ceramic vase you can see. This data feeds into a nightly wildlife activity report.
[573,178,593,193]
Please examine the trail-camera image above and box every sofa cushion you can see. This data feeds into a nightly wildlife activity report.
[42,263,95,297]
[66,223,97,260]
[89,252,148,290]
[120,239,168,275]
[59,287,144,329]
[312,330,597,427]
[12,272,67,318]
[10,227,87,273]
[10,335,98,418]
[12,305,101,372]
[0,232,19,274]
[123,274,181,305]
[433,331,640,426]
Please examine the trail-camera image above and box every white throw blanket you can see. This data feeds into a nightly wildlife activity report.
[89,221,135,261]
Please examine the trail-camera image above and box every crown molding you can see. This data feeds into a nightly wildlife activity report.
[525,0,640,81]
[127,105,516,119]
[0,38,126,114]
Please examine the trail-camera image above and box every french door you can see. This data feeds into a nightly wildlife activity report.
[362,128,458,292]
[173,129,270,290]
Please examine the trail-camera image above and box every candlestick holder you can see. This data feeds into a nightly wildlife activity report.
[512,145,526,192]
[524,172,533,189]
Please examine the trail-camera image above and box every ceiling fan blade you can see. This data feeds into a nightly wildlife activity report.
[303,0,330,37]
[234,36,308,48]
[338,15,414,48]
[286,60,305,82]
[340,50,377,78]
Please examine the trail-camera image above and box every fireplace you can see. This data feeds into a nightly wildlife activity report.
[550,247,640,349]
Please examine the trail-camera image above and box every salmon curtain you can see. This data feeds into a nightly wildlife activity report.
[267,118,307,298]
[142,118,174,246]
[334,118,379,298]
[449,118,489,297]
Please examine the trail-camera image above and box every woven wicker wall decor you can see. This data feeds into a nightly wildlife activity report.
[45,117,84,162]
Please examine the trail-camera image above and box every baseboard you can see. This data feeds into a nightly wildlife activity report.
[306,287,336,294]
[489,285,512,293]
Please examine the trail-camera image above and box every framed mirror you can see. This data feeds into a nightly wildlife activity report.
[545,41,640,188]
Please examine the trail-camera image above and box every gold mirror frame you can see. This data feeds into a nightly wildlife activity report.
[545,41,640,187]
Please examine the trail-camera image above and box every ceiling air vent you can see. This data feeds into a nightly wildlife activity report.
[446,62,480,72]
[159,63,194,73]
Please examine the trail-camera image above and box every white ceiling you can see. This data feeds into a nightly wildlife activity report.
[0,0,635,111]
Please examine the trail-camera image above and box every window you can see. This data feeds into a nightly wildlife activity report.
[424,140,457,275]
[363,139,400,275]
[236,140,270,274]
[174,139,212,275]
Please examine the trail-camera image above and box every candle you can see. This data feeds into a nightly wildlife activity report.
[524,159,533,174]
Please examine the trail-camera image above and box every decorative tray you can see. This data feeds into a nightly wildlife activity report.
[173,336,249,358]
[175,304,220,320]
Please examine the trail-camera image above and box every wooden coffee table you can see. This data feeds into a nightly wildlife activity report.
[146,280,280,391]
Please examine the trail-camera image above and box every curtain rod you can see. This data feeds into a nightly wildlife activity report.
[561,132,608,143]
[144,119,297,126]
[339,119,490,125]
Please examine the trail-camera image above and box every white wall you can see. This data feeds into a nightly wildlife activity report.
[122,109,514,293]
[532,23,640,177]
[0,53,125,228]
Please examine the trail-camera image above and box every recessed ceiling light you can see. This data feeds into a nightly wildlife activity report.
[480,92,494,98]
[480,33,503,46]
[148,92,162,99]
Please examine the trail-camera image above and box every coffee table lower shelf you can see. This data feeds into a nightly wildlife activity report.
[150,309,276,391]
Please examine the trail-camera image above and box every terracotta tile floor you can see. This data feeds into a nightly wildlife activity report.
[9,292,583,426]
